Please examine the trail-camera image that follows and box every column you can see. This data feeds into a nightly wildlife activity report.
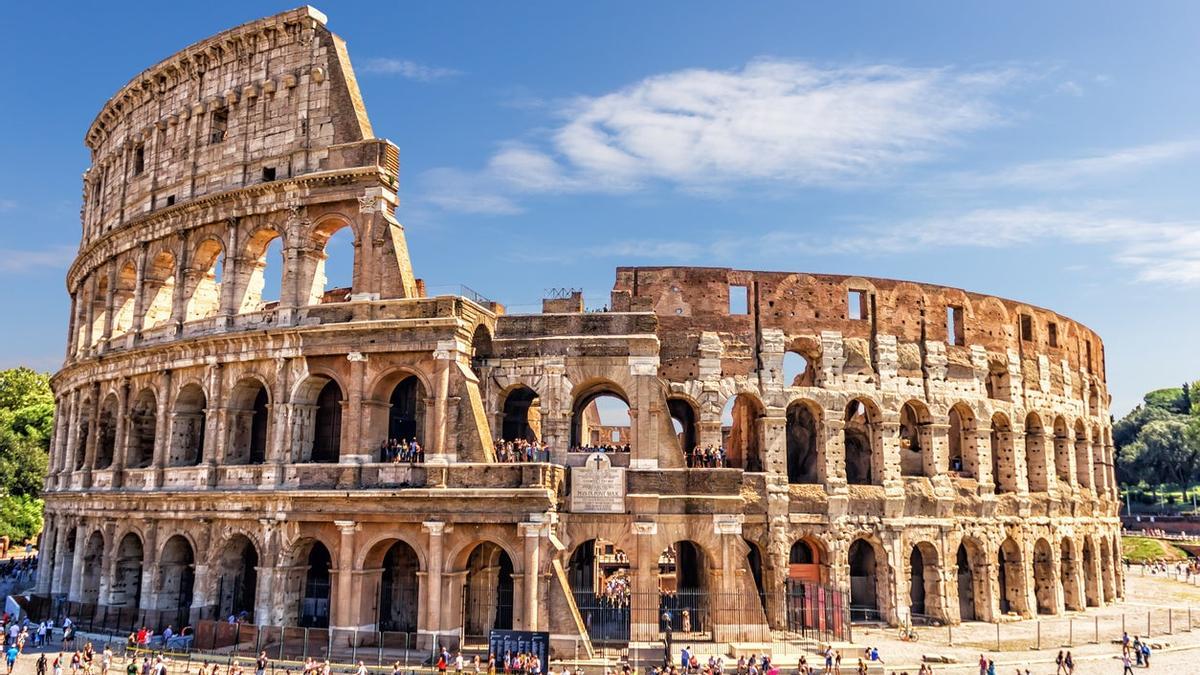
[630,521,659,642]
[67,526,87,602]
[343,353,367,462]
[152,369,173,487]
[331,520,359,631]
[170,232,189,327]
[128,244,148,345]
[50,517,74,596]
[420,521,449,648]
[520,522,543,630]
[100,263,117,344]
[81,384,101,486]
[429,342,454,463]
[34,516,56,596]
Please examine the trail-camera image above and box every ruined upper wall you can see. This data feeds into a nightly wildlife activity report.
[79,6,373,246]
[611,266,1108,396]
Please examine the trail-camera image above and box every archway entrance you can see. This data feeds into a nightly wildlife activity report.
[110,533,144,608]
[844,400,879,485]
[501,387,541,442]
[786,401,819,483]
[227,380,269,465]
[722,394,764,471]
[667,398,698,455]
[311,380,343,463]
[1060,538,1083,611]
[899,402,930,477]
[947,404,976,476]
[1033,538,1056,614]
[567,539,631,645]
[571,386,631,450]
[1082,538,1099,607]
[848,539,884,622]
[997,537,1026,616]
[378,541,420,633]
[956,542,978,621]
[95,395,118,469]
[463,542,514,640]
[169,384,206,467]
[127,389,157,469]
[298,542,332,628]
[659,541,708,638]
[908,545,937,620]
[215,535,258,622]
[80,532,104,604]
[158,535,196,629]
[388,376,425,446]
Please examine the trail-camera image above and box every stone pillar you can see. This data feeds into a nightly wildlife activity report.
[128,244,148,345]
[111,379,131,487]
[81,383,101,486]
[82,275,97,354]
[420,521,448,649]
[34,515,56,596]
[630,521,659,642]
[331,520,359,631]
[429,342,455,463]
[100,263,117,345]
[152,370,173,488]
[520,522,543,630]
[67,526,87,602]
[343,352,368,462]
[50,517,73,597]
[170,232,189,328]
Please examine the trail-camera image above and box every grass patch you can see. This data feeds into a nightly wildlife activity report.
[1122,535,1189,563]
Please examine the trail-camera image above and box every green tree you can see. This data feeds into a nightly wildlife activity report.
[0,367,53,542]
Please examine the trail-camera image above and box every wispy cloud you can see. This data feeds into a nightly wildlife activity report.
[0,199,16,210]
[0,245,75,273]
[949,139,1200,190]
[418,59,1023,212]
[360,58,460,81]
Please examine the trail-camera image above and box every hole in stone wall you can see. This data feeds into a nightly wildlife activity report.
[729,285,748,315]
[946,306,964,345]
[848,290,868,321]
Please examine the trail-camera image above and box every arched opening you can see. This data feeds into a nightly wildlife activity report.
[567,539,631,644]
[95,394,118,470]
[849,538,885,621]
[111,263,138,336]
[90,276,109,346]
[899,401,930,477]
[782,351,813,387]
[110,533,144,608]
[80,531,104,604]
[238,229,284,313]
[127,389,157,469]
[571,386,632,451]
[226,379,269,465]
[215,535,258,622]
[1032,538,1056,614]
[387,375,426,448]
[501,386,541,442]
[955,540,983,622]
[1060,537,1082,611]
[667,397,698,455]
[722,393,765,471]
[1082,537,1099,607]
[297,542,332,628]
[169,384,206,467]
[986,359,1011,401]
[659,541,708,637]
[306,222,355,305]
[74,399,92,470]
[142,250,177,331]
[785,538,829,633]
[997,537,1027,616]
[844,399,880,485]
[377,541,420,633]
[1053,416,1072,485]
[185,238,224,321]
[471,324,493,381]
[58,528,77,593]
[1100,537,1115,603]
[990,413,1015,493]
[158,535,196,628]
[745,539,768,614]
[909,546,927,618]
[1073,421,1091,489]
[786,400,820,483]
[947,403,977,477]
[311,380,343,463]
[1025,413,1048,492]
[463,542,515,638]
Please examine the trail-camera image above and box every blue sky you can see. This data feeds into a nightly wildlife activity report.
[1,1,1198,415]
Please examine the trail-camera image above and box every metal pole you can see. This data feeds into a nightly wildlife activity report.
[1095,615,1099,644]
[1170,609,1174,634]
[352,628,359,663]
[377,631,383,668]
[1069,618,1073,646]
[996,621,1001,651]
[1037,620,1041,650]
[1148,610,1152,637]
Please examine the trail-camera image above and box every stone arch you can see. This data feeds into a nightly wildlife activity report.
[109,531,144,608]
[667,395,699,455]
[185,237,224,321]
[782,350,814,387]
[212,533,259,621]
[787,536,829,584]
[785,399,822,484]
[1073,420,1091,489]
[997,536,1028,616]
[111,261,138,336]
[141,249,177,331]
[1082,536,1100,607]
[990,412,1017,493]
[955,536,988,622]
[304,215,357,305]
[126,388,158,469]
[94,393,119,470]
[907,541,943,622]
[375,370,429,453]
[74,396,92,470]
[1032,537,1057,615]
[157,534,196,627]
[1052,416,1072,485]
[566,537,632,643]
[844,397,883,485]
[169,383,207,466]
[79,529,105,604]
[947,403,979,477]
[1025,412,1048,492]
[571,380,632,450]
[1100,536,1115,603]
[899,400,933,477]
[372,539,421,633]
[292,373,344,463]
[659,539,711,636]
[848,536,889,621]
[235,225,286,313]
[286,538,333,628]
[461,541,516,637]
[225,377,270,465]
[501,385,542,443]
[1059,536,1083,611]
[471,323,494,379]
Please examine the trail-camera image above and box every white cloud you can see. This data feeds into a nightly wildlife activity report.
[0,245,75,273]
[361,58,460,81]
[950,140,1200,190]
[0,199,16,210]
[420,59,1020,211]
[1056,80,1084,97]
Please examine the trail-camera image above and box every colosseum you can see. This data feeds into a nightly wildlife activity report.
[36,5,1122,657]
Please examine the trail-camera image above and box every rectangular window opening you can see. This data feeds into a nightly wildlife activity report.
[1048,322,1059,347]
[946,305,965,346]
[210,109,228,144]
[1020,314,1033,341]
[133,145,145,176]
[1086,340,1094,373]
[165,195,175,207]
[729,285,749,315]
[848,290,868,321]
[262,166,276,182]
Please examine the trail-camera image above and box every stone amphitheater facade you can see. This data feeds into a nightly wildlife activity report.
[36,6,1122,654]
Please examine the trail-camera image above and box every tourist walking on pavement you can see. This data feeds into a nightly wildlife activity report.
[1063,651,1074,674]
[6,642,19,675]
[979,654,988,675]
[1123,652,1135,675]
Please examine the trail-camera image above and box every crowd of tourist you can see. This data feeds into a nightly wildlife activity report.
[379,438,424,463]
[571,443,631,454]
[0,556,36,585]
[494,439,551,463]
[686,446,728,469]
